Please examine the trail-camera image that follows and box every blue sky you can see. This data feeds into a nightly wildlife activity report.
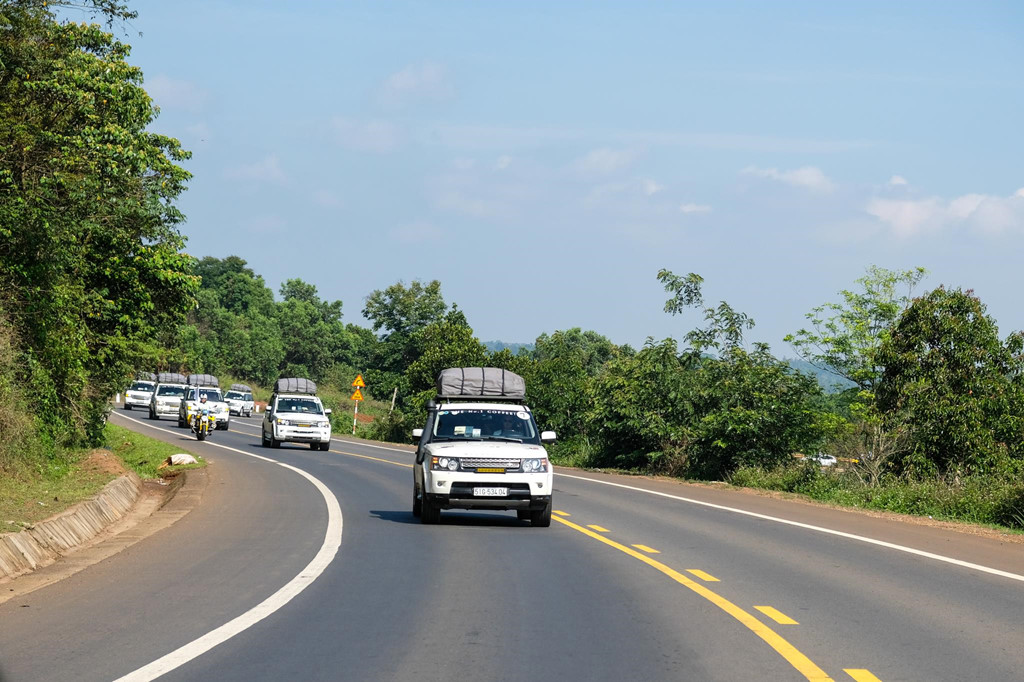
[118,0,1022,350]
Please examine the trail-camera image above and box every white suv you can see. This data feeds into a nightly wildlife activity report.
[225,384,255,417]
[124,379,156,410]
[179,385,230,430]
[413,401,556,526]
[149,373,188,420]
[262,393,332,450]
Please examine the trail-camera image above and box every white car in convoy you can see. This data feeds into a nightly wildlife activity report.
[225,383,255,417]
[123,378,156,410]
[149,373,188,420]
[262,378,332,450]
[413,368,556,527]
[179,383,230,431]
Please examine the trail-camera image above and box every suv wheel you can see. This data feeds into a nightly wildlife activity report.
[319,442,330,451]
[412,487,422,517]
[420,495,441,524]
[530,500,552,528]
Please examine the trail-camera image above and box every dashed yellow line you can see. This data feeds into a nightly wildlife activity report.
[331,449,412,468]
[553,510,570,517]
[686,569,720,582]
[552,515,834,681]
[632,544,660,554]
[844,670,883,682]
[587,524,610,533]
[755,606,799,625]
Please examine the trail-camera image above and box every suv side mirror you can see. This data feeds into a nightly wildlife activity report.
[412,428,423,439]
[324,408,332,415]
[540,431,557,443]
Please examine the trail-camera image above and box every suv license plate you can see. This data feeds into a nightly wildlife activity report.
[474,487,508,497]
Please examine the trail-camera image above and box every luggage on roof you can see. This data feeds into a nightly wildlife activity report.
[436,367,526,400]
[157,372,187,384]
[136,371,156,382]
[186,373,219,387]
[274,377,317,395]
[230,383,252,393]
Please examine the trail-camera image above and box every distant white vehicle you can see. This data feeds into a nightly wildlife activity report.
[225,383,255,417]
[262,378,332,450]
[179,374,230,430]
[123,379,156,410]
[149,373,188,420]
[809,453,837,467]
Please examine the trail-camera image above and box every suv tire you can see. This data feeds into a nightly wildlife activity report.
[530,500,552,528]
[420,495,441,524]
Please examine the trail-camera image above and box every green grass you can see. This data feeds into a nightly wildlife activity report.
[0,422,204,535]
[103,422,205,479]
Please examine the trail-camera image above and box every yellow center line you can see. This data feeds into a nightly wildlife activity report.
[552,516,834,682]
[755,605,799,625]
[553,510,570,517]
[844,670,883,682]
[632,544,661,554]
[587,524,611,532]
[686,569,720,582]
[331,449,412,468]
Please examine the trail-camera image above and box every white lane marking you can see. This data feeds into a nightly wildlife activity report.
[556,472,1024,584]
[110,413,344,681]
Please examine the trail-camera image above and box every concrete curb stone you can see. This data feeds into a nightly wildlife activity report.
[0,472,142,581]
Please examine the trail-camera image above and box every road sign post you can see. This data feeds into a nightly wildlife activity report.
[350,374,365,435]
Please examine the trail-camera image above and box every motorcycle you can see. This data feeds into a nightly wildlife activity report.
[191,405,216,441]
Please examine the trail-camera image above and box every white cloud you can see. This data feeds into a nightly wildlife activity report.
[379,62,453,108]
[866,189,1024,237]
[742,165,837,192]
[146,75,207,112]
[452,158,476,171]
[224,155,287,185]
[331,118,401,153]
[495,155,512,170]
[643,179,664,196]
[888,175,908,186]
[679,203,712,214]
[572,148,639,174]
[391,220,442,244]
[1015,187,1024,198]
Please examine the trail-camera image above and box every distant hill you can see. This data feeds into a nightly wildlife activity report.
[484,341,535,356]
[784,358,856,393]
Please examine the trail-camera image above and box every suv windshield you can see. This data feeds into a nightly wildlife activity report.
[157,385,186,397]
[191,388,223,402]
[432,408,539,444]
[129,382,154,392]
[276,397,323,415]
[225,391,244,400]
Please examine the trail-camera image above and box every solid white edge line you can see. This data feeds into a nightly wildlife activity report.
[110,413,344,681]
[555,472,1024,584]
[228,414,1024,583]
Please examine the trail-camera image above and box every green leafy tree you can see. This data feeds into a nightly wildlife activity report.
[405,306,488,397]
[0,2,197,443]
[786,266,927,393]
[876,286,1024,477]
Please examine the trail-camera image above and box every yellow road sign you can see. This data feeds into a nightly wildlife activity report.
[350,388,364,401]
[352,374,366,388]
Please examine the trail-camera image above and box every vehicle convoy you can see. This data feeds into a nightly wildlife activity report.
[262,377,332,450]
[225,383,255,417]
[413,367,557,527]
[149,372,188,420]
[179,374,230,430]
[123,372,156,410]
[191,396,216,441]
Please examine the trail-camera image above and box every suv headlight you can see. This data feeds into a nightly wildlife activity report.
[276,418,292,426]
[522,458,549,473]
[431,456,460,471]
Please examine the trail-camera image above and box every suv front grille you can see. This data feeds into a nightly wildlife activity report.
[460,457,520,470]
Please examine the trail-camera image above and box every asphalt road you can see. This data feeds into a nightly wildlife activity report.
[1,409,1022,682]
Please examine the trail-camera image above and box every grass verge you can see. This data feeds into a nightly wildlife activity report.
[0,421,204,535]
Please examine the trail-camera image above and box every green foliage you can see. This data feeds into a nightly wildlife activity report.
[0,2,198,446]
[786,266,927,392]
[876,286,1024,477]
[405,306,488,394]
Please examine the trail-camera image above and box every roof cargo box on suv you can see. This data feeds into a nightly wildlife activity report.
[436,367,525,400]
[157,372,187,384]
[274,377,317,395]
[186,373,220,387]
[230,383,253,393]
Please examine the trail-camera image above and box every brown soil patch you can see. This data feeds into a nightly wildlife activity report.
[355,412,373,423]
[79,448,128,477]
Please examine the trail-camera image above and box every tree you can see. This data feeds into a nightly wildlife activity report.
[405,307,488,397]
[786,266,927,393]
[0,3,197,443]
[876,286,1024,477]
[362,279,446,338]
